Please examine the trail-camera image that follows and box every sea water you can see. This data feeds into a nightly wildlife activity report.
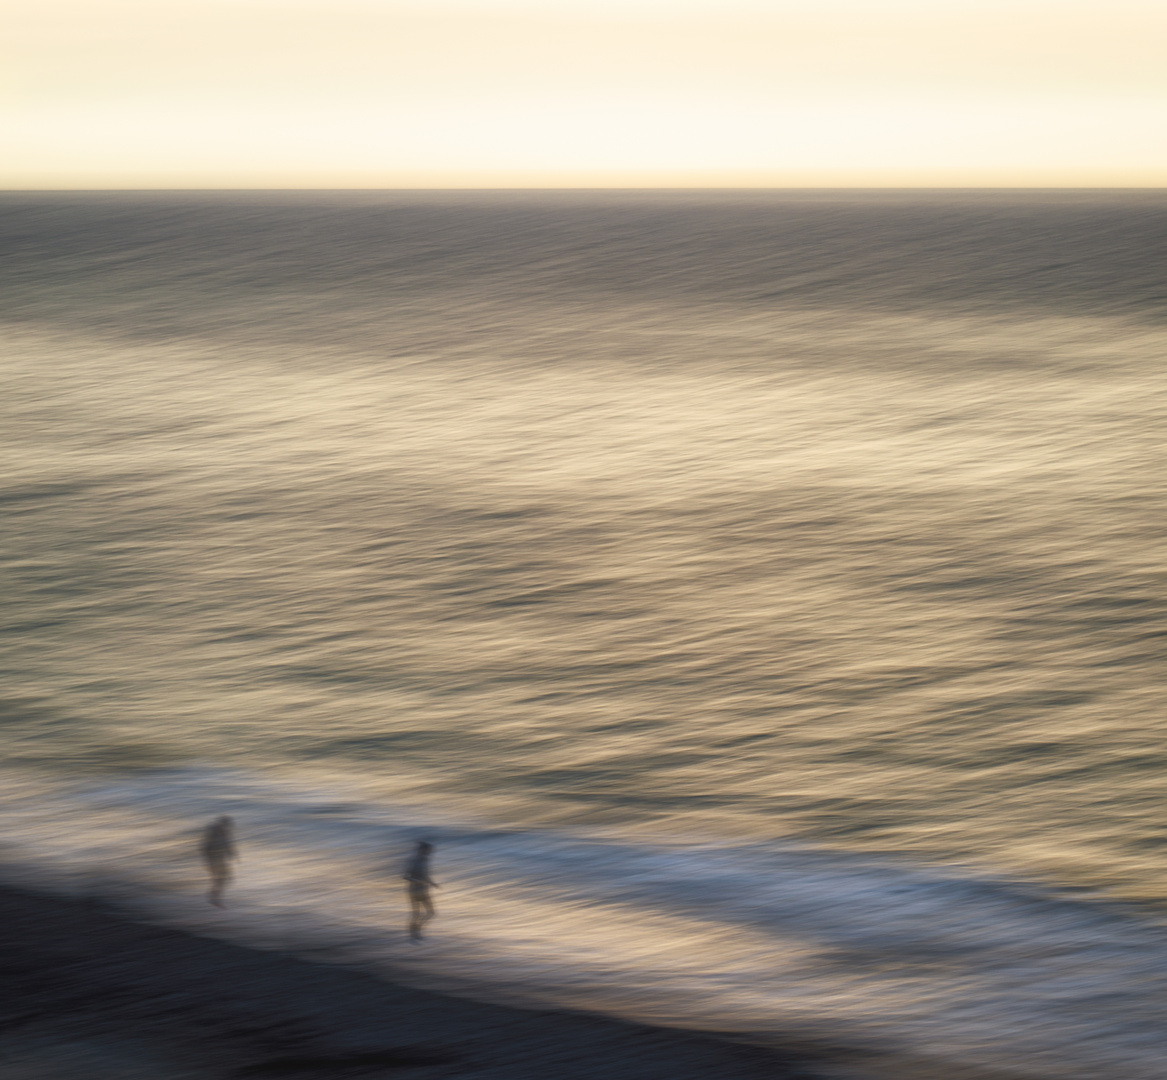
[1,191,1166,1077]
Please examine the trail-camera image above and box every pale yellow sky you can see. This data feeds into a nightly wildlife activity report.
[2,0,1164,187]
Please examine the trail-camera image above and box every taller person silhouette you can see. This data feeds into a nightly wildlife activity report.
[403,840,438,940]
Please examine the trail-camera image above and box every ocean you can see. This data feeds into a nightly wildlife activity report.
[2,190,1166,1077]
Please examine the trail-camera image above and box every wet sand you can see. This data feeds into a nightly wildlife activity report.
[0,885,1055,1080]
[0,885,831,1080]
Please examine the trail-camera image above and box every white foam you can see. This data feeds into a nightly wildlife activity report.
[1,765,1165,1079]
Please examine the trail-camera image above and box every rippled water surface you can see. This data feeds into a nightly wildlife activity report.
[2,191,1166,1077]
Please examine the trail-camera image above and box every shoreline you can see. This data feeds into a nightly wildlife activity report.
[0,883,826,1080]
[0,883,1051,1080]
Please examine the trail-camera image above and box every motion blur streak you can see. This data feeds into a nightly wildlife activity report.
[2,191,1166,1077]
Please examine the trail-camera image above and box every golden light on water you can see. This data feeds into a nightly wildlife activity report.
[3,0,1165,188]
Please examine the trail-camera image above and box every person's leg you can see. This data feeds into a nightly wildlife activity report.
[409,889,434,939]
[208,859,231,906]
[419,894,435,931]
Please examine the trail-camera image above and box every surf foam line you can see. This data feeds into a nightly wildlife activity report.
[0,766,1164,1079]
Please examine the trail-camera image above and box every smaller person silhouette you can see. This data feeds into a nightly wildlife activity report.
[404,840,438,941]
[200,815,237,908]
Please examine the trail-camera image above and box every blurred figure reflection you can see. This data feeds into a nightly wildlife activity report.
[201,815,237,907]
[404,840,438,941]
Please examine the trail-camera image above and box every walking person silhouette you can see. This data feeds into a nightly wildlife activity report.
[404,840,438,941]
[200,815,237,907]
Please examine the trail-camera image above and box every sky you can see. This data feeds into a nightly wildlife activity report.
[2,0,1164,187]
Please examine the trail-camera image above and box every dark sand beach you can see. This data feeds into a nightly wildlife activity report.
[0,885,824,1080]
[0,885,1047,1080]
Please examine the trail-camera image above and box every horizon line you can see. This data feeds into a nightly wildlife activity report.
[4,184,1166,193]
[3,168,1166,193]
